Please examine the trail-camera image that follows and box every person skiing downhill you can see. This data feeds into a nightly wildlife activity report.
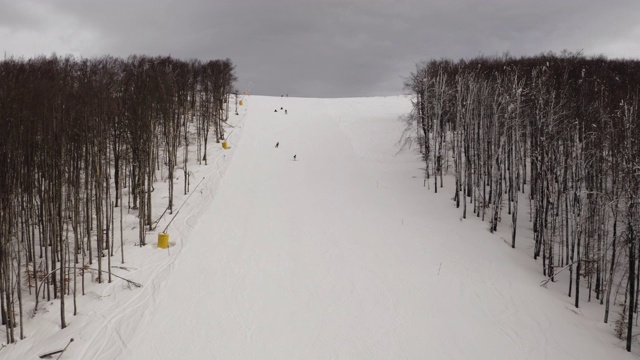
[275,142,279,148]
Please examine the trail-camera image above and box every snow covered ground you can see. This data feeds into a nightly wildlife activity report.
[3,95,636,359]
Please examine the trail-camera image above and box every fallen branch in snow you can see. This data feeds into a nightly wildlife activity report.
[111,265,137,271]
[55,338,74,360]
[39,337,73,359]
[39,349,63,359]
[71,267,143,288]
[35,267,142,314]
[540,251,610,287]
[539,262,577,287]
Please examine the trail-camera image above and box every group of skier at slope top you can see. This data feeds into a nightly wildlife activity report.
[274,106,288,114]
[274,141,296,161]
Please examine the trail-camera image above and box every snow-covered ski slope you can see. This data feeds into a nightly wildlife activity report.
[8,95,632,359]
[117,95,633,359]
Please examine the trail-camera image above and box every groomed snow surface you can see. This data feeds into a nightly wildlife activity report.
[4,95,636,359]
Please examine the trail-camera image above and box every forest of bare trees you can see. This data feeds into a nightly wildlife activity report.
[0,55,236,344]
[404,52,640,351]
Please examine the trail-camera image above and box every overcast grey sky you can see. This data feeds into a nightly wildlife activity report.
[1,0,639,97]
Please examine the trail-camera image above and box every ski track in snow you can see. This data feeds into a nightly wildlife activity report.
[4,95,636,359]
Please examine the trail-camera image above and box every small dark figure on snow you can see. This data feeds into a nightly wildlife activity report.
[285,109,288,114]
[280,107,283,110]
[293,154,297,161]
[275,142,279,148]
[274,109,278,112]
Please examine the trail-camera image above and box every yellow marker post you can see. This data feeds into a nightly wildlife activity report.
[222,141,230,149]
[158,233,169,249]
[239,100,244,106]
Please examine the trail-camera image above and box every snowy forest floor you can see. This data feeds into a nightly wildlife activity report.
[3,95,637,359]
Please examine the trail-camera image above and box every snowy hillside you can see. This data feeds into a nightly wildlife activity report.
[4,95,635,359]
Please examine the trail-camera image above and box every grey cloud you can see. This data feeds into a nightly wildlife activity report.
[1,0,639,97]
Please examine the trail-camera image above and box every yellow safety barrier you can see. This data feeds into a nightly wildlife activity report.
[222,141,230,149]
[239,100,244,106]
[158,233,169,249]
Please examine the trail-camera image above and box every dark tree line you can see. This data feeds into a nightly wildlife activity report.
[0,55,236,343]
[404,52,640,351]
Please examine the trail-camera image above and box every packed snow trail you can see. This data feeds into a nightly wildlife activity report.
[112,96,631,359]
